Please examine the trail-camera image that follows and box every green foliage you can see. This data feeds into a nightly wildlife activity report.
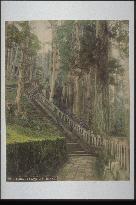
[108,21,129,58]
[6,21,41,113]
[6,24,21,47]
[95,150,107,179]
[95,150,113,179]
[55,20,97,78]
[78,20,96,26]
[56,21,74,74]
[108,58,124,75]
[28,33,41,56]
[7,124,64,144]
[80,22,96,68]
[6,21,41,57]
[7,134,67,177]
[6,86,17,103]
[108,58,121,69]
[6,94,65,144]
[35,66,43,81]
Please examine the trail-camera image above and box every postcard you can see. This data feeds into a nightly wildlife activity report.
[1,1,134,199]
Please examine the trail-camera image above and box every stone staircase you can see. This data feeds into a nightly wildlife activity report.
[26,89,92,158]
[25,86,130,175]
[66,138,92,157]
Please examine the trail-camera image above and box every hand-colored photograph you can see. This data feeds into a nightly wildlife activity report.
[5,20,129,181]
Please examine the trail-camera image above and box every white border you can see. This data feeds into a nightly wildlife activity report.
[1,1,134,199]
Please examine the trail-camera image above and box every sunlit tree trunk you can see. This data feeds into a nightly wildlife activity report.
[7,47,13,80]
[49,22,60,102]
[29,57,33,82]
[6,48,10,79]
[15,51,25,114]
[73,76,80,116]
[15,41,28,114]
[94,20,110,135]
[12,45,19,78]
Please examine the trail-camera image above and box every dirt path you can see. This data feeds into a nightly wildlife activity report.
[57,155,99,181]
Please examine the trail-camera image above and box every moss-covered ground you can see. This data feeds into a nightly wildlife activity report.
[7,124,64,144]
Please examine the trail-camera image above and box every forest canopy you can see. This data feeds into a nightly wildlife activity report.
[6,20,129,137]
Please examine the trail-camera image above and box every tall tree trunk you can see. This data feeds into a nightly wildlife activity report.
[16,68,24,113]
[9,46,14,80]
[73,76,80,116]
[6,48,10,80]
[49,44,56,102]
[96,20,110,135]
[12,46,19,78]
[29,57,33,82]
[49,22,60,102]
[15,51,25,114]
[74,21,80,66]
[6,47,12,80]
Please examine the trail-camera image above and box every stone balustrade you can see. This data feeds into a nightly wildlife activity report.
[26,87,130,173]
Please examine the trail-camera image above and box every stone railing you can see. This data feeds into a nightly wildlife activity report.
[25,86,130,173]
[102,136,129,173]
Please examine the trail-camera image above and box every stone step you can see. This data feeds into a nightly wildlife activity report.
[66,143,80,146]
[66,143,83,152]
[68,150,87,154]
[73,150,86,153]
[27,93,96,157]
[66,138,77,143]
[71,151,87,154]
[68,153,92,156]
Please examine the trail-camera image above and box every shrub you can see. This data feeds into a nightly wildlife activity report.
[6,123,67,179]
[7,138,67,178]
